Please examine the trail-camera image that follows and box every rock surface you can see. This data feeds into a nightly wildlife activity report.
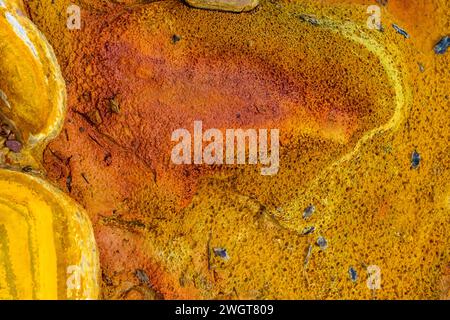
[185,0,259,12]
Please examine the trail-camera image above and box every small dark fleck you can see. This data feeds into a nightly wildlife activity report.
[109,97,120,114]
[5,140,22,153]
[392,24,409,39]
[303,204,315,219]
[81,91,92,103]
[0,124,10,137]
[22,166,33,173]
[172,34,181,44]
[213,248,229,260]
[102,271,114,286]
[104,153,112,166]
[434,36,450,55]
[301,226,315,236]
[81,173,90,184]
[376,0,388,6]
[79,127,85,133]
[316,236,328,250]
[411,150,421,169]
[135,269,150,284]
[349,266,358,282]
[66,174,72,193]
[299,14,319,26]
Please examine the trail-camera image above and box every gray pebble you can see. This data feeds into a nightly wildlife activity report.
[411,150,421,169]
[299,14,319,26]
[392,24,409,39]
[316,236,328,250]
[135,269,150,284]
[301,226,315,236]
[213,248,230,260]
[5,140,22,153]
[434,36,450,54]
[349,266,358,282]
[303,205,315,219]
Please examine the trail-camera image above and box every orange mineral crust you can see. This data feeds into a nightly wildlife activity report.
[25,0,449,299]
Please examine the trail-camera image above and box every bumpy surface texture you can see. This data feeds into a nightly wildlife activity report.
[185,0,260,12]
[23,0,450,299]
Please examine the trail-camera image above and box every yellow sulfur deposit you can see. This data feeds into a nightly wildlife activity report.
[0,170,99,299]
[0,0,66,153]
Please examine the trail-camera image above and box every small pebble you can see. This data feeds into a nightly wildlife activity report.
[0,124,10,137]
[8,132,15,140]
[349,266,358,282]
[392,24,409,39]
[66,174,72,193]
[301,226,315,236]
[213,248,229,260]
[411,150,421,169]
[303,204,315,219]
[22,166,33,173]
[185,0,259,13]
[109,97,120,114]
[5,140,22,153]
[135,269,150,284]
[104,153,112,166]
[299,14,319,26]
[316,236,328,250]
[172,34,181,44]
[86,109,102,125]
[434,36,450,55]
[81,91,92,103]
